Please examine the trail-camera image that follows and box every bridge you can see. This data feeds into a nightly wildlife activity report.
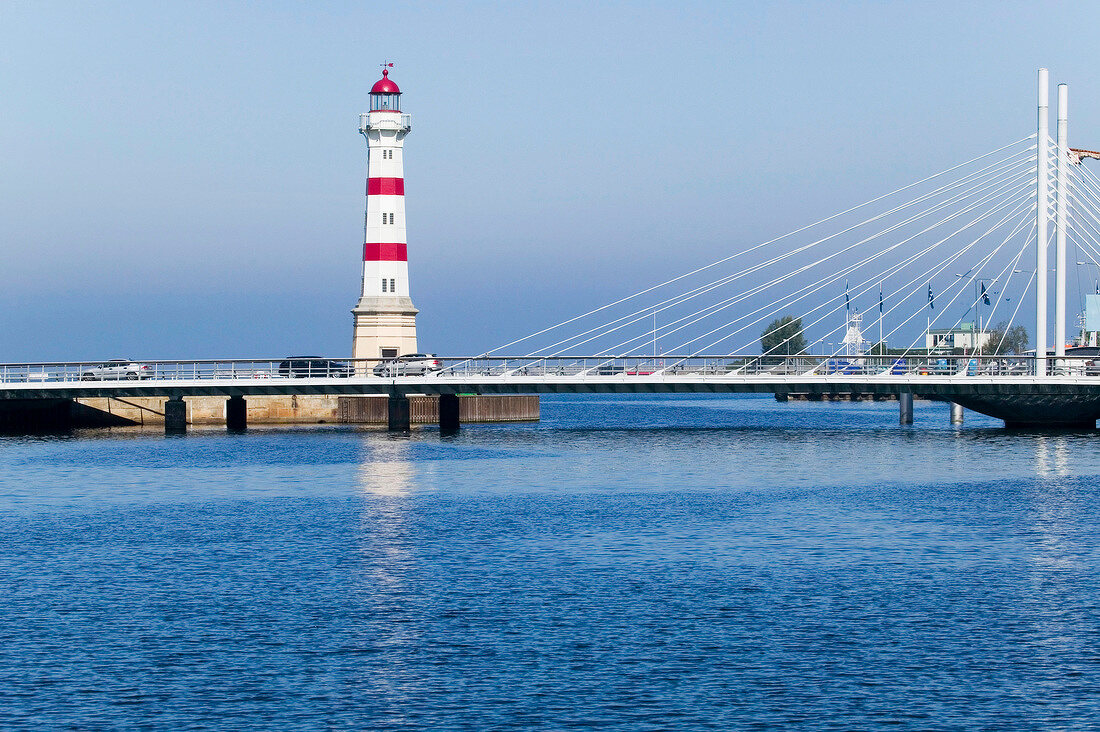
[7,69,1100,432]
[3,353,1100,430]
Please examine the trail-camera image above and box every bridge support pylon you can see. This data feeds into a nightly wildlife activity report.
[899,393,913,425]
[439,393,460,431]
[950,402,964,425]
[165,396,187,434]
[388,393,411,432]
[226,396,247,431]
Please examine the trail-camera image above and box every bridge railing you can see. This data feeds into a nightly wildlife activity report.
[0,354,1093,384]
[431,354,1054,377]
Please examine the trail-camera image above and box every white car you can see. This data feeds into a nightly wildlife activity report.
[373,354,442,377]
[80,360,153,381]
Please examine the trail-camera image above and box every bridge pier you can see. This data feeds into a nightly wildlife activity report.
[899,393,913,425]
[388,394,411,432]
[165,397,187,434]
[950,402,964,425]
[439,393,460,431]
[226,396,247,431]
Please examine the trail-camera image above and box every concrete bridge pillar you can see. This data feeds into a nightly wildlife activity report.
[439,393,460,431]
[950,402,964,425]
[388,393,410,432]
[899,393,913,425]
[165,397,187,434]
[226,396,247,431]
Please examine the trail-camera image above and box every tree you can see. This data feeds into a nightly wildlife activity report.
[981,320,1029,355]
[761,315,807,356]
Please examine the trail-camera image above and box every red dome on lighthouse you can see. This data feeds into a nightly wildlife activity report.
[371,68,400,94]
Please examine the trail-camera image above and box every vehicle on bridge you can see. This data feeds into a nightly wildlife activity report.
[80,360,152,381]
[373,354,442,377]
[278,357,353,378]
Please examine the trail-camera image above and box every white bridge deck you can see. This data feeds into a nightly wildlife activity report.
[0,355,1096,398]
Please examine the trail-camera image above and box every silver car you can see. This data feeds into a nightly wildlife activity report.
[373,353,442,377]
[80,359,153,381]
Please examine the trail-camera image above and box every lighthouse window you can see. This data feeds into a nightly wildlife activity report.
[390,279,396,292]
[381,279,388,293]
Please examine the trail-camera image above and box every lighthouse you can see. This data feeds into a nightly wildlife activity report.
[352,64,418,361]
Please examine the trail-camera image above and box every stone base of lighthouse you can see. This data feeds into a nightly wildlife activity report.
[351,296,419,361]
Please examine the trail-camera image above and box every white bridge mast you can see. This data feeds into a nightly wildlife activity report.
[1036,68,1049,376]
[1055,82,1069,359]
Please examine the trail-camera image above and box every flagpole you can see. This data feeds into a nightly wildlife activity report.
[879,283,884,356]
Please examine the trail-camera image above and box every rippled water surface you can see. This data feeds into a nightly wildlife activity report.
[2,395,1100,729]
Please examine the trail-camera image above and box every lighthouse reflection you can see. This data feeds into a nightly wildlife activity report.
[354,433,423,690]
[357,434,419,497]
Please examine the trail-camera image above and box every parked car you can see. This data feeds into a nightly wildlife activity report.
[373,354,442,377]
[80,360,153,381]
[278,357,353,378]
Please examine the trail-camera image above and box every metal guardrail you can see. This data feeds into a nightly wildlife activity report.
[359,113,412,132]
[0,354,1091,384]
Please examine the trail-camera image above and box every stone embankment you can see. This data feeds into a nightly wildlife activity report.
[71,395,539,427]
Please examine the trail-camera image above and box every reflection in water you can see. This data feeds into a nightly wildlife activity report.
[1021,432,1088,685]
[357,435,418,497]
[1034,434,1072,479]
[355,433,421,704]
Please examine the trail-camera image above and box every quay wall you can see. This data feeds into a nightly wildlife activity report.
[72,394,539,426]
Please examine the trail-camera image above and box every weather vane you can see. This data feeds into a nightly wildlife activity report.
[380,61,394,74]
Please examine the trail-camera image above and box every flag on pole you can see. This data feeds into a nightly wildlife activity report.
[927,284,935,310]
[845,281,850,312]
[879,284,884,314]
[981,282,990,306]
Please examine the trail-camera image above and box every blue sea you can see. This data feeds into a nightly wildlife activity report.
[1,394,1099,730]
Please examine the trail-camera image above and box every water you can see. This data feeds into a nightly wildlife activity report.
[2,394,1099,729]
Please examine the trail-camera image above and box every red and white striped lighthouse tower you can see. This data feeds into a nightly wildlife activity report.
[352,63,418,360]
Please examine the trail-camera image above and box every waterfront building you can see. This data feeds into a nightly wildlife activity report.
[925,323,992,353]
[351,65,418,361]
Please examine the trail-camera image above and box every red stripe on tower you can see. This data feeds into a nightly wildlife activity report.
[363,242,408,261]
[367,177,405,196]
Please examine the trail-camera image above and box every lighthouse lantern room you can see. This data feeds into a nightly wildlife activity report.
[352,63,418,362]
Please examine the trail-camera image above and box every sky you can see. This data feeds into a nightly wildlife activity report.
[2,1,1099,361]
